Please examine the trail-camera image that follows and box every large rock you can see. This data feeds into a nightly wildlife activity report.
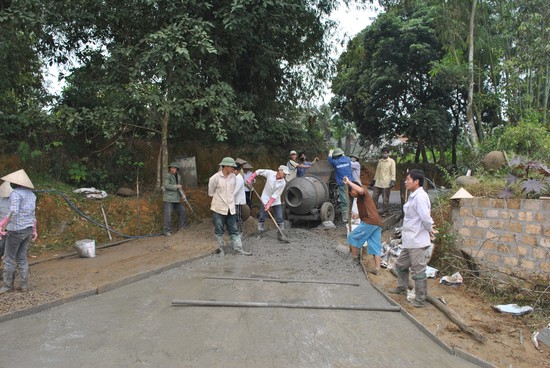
[116,188,137,197]
[456,176,480,187]
[481,151,506,171]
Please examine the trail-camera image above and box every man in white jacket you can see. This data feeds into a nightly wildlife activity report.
[245,165,289,236]
[387,169,434,307]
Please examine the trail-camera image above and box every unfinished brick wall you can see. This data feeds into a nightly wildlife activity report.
[451,198,550,280]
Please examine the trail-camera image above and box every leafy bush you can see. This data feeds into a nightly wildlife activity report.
[498,113,550,160]
[499,157,550,199]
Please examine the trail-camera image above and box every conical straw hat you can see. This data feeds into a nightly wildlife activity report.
[1,169,34,189]
[0,181,12,197]
[451,187,473,199]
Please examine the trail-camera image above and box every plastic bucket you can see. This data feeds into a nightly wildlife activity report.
[75,239,96,258]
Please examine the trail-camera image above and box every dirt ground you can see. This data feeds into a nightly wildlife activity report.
[1,218,549,368]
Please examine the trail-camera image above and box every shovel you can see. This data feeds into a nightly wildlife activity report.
[250,185,290,243]
[178,189,203,223]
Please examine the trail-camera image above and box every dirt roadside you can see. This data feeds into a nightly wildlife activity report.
[1,219,548,368]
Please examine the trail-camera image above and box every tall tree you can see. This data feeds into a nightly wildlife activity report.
[331,4,452,162]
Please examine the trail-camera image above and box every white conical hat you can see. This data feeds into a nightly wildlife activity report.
[451,187,473,199]
[1,169,34,189]
[0,181,12,197]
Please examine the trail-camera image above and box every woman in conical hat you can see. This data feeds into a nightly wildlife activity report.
[0,169,37,294]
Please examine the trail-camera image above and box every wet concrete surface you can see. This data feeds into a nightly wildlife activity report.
[0,228,482,367]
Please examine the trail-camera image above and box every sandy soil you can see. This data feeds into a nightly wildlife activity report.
[1,218,549,368]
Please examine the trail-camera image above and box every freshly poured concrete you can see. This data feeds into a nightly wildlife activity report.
[0,229,482,367]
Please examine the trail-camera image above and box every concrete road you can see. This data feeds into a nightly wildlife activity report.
[0,229,483,368]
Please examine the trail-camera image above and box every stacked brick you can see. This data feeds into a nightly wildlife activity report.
[451,198,550,280]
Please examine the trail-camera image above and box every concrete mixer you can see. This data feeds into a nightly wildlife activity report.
[283,160,339,224]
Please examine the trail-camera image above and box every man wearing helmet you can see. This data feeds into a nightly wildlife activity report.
[328,147,353,224]
[163,162,187,236]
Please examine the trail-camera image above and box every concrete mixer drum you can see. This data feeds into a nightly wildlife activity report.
[283,160,338,224]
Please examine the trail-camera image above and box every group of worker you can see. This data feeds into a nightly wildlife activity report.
[0,149,433,309]
[328,147,434,307]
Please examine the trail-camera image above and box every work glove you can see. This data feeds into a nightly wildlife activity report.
[32,221,38,241]
[0,216,8,235]
[390,180,395,188]
[328,149,334,157]
[175,184,182,189]
[264,197,275,211]
[245,172,257,187]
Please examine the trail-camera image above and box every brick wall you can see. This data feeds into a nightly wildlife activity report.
[451,198,550,280]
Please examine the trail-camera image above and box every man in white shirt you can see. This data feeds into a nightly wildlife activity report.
[233,163,247,235]
[208,157,251,256]
[387,169,434,308]
[350,155,362,184]
[246,165,289,236]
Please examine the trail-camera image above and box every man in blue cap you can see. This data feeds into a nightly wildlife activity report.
[327,147,353,224]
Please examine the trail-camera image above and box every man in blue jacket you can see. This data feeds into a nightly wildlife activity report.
[328,148,353,224]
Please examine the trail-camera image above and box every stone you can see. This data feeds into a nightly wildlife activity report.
[481,151,506,171]
[116,188,137,197]
[456,176,480,187]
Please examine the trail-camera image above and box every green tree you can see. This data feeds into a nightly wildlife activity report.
[0,0,51,153]
[332,4,452,162]
[42,0,371,186]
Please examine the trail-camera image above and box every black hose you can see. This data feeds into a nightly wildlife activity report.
[34,189,161,239]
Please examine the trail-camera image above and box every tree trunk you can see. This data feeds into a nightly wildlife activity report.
[158,109,170,189]
[466,0,480,151]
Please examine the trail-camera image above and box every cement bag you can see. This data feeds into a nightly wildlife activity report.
[75,239,96,258]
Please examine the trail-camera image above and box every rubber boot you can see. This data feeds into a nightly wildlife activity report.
[411,277,427,308]
[215,235,225,256]
[276,222,285,241]
[19,269,29,292]
[231,235,251,256]
[387,269,409,295]
[0,271,14,294]
[256,222,265,239]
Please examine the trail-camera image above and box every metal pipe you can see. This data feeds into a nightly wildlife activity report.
[204,276,360,286]
[171,299,401,312]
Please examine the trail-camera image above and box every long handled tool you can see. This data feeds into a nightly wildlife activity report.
[250,185,290,243]
[346,183,352,232]
[179,189,203,223]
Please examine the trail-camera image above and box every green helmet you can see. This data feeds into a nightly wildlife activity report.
[219,157,237,167]
[168,162,180,170]
[332,148,345,157]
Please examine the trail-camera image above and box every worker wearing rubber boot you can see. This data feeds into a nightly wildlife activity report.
[208,157,251,256]
[327,148,353,224]
[245,165,288,238]
[388,169,434,308]
[162,162,187,236]
[0,170,37,294]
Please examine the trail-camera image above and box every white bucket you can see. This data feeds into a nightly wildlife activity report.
[75,239,96,258]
